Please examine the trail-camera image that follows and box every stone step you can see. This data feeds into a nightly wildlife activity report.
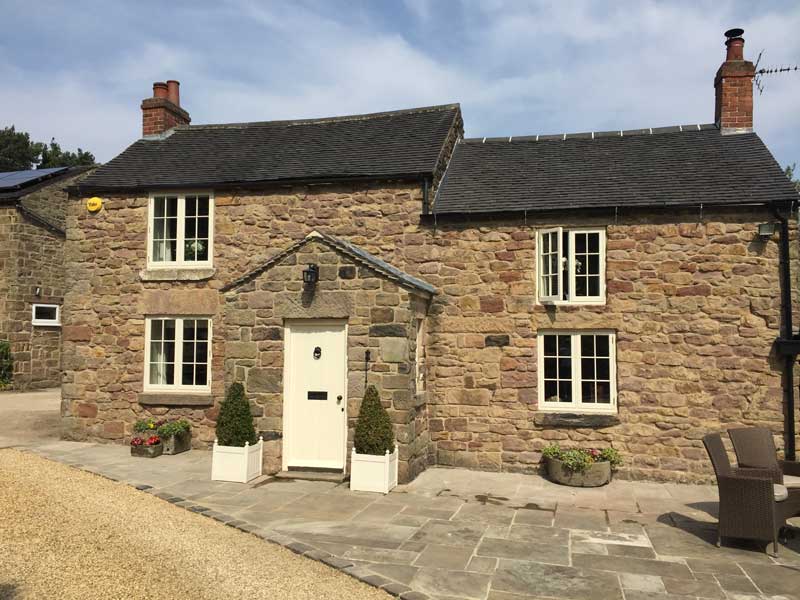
[275,470,348,483]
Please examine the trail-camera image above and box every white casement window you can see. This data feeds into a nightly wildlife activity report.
[536,228,605,304]
[144,317,211,392]
[415,318,426,393]
[147,193,214,268]
[32,304,60,326]
[537,331,617,413]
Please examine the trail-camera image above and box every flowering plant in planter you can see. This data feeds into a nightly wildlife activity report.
[133,418,165,434]
[130,433,163,458]
[157,419,192,455]
[542,444,621,487]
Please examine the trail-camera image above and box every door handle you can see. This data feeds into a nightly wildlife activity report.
[336,395,343,404]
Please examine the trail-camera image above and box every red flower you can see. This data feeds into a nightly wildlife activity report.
[145,435,161,446]
[130,437,144,446]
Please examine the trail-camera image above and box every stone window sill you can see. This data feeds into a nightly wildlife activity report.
[139,267,216,282]
[138,393,214,407]
[533,412,620,428]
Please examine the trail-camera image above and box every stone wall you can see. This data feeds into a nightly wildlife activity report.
[0,206,64,390]
[223,239,429,482]
[63,177,797,483]
[424,209,795,483]
[61,182,430,447]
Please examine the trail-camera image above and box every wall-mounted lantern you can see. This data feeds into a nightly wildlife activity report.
[303,263,319,286]
[757,222,776,240]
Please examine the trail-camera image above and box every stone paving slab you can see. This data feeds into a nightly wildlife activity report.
[15,441,800,600]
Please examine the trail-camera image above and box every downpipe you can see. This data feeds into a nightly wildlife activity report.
[774,204,796,461]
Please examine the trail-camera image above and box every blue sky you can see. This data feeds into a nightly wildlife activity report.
[2,1,798,169]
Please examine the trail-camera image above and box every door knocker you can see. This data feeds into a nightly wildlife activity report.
[313,346,322,360]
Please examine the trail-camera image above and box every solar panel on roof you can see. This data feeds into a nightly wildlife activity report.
[0,167,68,190]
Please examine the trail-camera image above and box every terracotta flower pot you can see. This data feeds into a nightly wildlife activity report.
[546,456,611,487]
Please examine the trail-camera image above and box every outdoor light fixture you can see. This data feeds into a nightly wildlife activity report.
[302,264,319,286]
[758,222,776,240]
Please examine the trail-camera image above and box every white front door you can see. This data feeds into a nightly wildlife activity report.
[284,320,347,470]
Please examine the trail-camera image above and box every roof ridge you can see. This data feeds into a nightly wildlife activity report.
[181,103,461,132]
[464,123,720,144]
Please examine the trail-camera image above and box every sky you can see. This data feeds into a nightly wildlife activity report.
[1,0,799,169]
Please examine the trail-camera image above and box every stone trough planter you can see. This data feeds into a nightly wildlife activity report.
[162,431,191,455]
[131,443,163,458]
[546,456,612,487]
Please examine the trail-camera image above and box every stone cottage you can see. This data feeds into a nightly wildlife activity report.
[64,31,799,483]
[0,166,93,390]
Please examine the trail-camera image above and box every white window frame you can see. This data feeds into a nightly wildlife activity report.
[146,192,214,269]
[143,316,212,393]
[537,330,617,414]
[536,227,606,305]
[31,304,60,327]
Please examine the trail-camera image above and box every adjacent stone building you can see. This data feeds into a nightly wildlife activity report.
[0,166,93,390]
[63,31,800,483]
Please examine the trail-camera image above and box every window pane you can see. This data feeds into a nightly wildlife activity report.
[166,196,178,217]
[150,319,163,340]
[597,357,610,380]
[558,357,571,378]
[34,305,58,321]
[184,320,196,341]
[575,233,586,253]
[182,363,194,386]
[195,364,208,386]
[581,335,593,355]
[154,197,165,217]
[544,357,557,379]
[588,277,600,297]
[544,381,558,402]
[195,342,208,363]
[596,336,609,356]
[596,382,611,403]
[588,232,599,253]
[197,196,209,216]
[576,277,587,296]
[581,357,595,379]
[196,321,208,341]
[582,381,596,403]
[557,335,571,355]
[544,335,556,355]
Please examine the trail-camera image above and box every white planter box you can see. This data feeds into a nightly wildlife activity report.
[211,437,263,483]
[350,445,398,494]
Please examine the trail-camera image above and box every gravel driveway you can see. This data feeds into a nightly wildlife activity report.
[0,449,389,600]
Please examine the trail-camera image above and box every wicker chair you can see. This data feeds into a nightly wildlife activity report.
[703,432,793,556]
[728,427,800,488]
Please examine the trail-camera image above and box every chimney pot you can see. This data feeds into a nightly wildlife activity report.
[166,80,180,106]
[142,80,190,137]
[153,82,168,99]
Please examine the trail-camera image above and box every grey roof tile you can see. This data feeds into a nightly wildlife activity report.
[78,104,460,192]
[434,125,798,215]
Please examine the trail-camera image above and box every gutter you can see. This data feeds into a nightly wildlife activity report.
[772,202,797,461]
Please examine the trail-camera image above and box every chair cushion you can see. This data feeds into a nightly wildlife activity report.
[783,474,800,489]
[774,484,789,502]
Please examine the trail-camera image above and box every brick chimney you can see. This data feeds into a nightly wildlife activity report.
[714,28,755,134]
[141,80,191,137]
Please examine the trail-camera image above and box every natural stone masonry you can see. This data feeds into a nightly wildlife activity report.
[0,170,91,390]
[63,172,798,483]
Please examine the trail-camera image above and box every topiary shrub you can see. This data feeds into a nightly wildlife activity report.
[216,382,257,447]
[0,340,12,390]
[354,385,394,455]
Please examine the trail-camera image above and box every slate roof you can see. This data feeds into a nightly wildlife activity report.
[433,125,798,215]
[78,104,461,192]
[223,230,436,296]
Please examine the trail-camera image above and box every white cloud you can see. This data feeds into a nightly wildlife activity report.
[1,0,797,166]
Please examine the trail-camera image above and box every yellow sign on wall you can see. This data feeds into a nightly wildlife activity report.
[86,197,103,212]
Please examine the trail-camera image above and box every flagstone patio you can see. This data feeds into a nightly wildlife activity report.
[17,440,800,600]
